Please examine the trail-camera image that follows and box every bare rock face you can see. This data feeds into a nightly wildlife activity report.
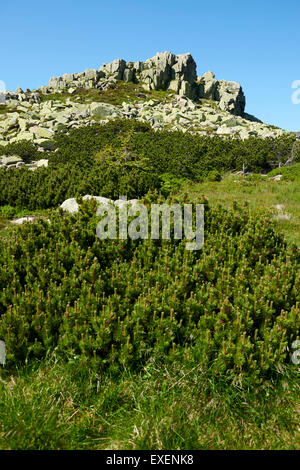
[216,80,245,116]
[46,51,199,101]
[138,52,197,98]
[100,59,126,80]
[197,71,245,115]
[45,51,245,115]
[45,51,245,114]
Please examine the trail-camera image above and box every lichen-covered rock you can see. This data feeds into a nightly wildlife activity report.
[89,102,121,119]
[216,80,245,115]
[1,155,23,165]
[35,127,55,139]
[100,59,126,80]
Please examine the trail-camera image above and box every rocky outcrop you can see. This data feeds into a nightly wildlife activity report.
[138,52,197,99]
[197,71,245,115]
[45,52,198,100]
[0,51,287,150]
[43,51,245,114]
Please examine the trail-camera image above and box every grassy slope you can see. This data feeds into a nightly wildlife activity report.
[179,166,300,247]
[0,359,299,450]
[39,82,175,106]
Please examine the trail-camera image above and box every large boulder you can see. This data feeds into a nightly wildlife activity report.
[35,127,55,139]
[100,59,126,80]
[172,53,197,83]
[198,72,245,116]
[89,102,121,119]
[48,77,65,91]
[198,71,218,99]
[139,52,196,98]
[216,80,245,115]
[60,198,80,214]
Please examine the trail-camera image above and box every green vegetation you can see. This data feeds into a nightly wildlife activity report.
[0,105,8,116]
[0,359,299,450]
[0,120,298,210]
[0,139,44,164]
[39,82,175,106]
[0,119,299,450]
[1,197,298,381]
[268,163,300,181]
[180,165,300,246]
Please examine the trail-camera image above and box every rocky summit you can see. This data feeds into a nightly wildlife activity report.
[0,51,286,154]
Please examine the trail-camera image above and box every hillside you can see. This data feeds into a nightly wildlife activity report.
[0,51,289,157]
[0,52,299,451]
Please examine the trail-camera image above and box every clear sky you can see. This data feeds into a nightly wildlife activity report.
[1,0,300,130]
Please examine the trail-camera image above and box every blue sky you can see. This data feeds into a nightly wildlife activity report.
[1,0,300,130]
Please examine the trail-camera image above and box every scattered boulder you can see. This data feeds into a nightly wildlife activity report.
[60,198,80,214]
[0,155,49,171]
[1,155,23,166]
[11,216,36,225]
[35,127,55,139]
[89,102,120,119]
[34,159,49,168]
[60,196,140,214]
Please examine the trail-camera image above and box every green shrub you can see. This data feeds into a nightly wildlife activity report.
[0,140,45,164]
[206,170,222,182]
[268,163,300,181]
[159,173,187,196]
[0,198,299,383]
[0,121,298,211]
[0,205,18,219]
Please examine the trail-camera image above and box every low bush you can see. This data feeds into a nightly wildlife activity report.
[0,198,299,383]
[0,140,44,164]
[0,121,298,211]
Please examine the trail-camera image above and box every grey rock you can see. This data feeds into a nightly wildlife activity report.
[11,216,36,225]
[216,80,245,115]
[100,59,126,80]
[172,53,197,83]
[33,159,49,168]
[35,127,55,139]
[123,68,134,82]
[60,198,80,214]
[222,117,239,127]
[2,155,23,165]
[89,102,120,118]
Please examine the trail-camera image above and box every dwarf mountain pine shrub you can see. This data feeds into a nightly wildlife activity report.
[0,198,298,383]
